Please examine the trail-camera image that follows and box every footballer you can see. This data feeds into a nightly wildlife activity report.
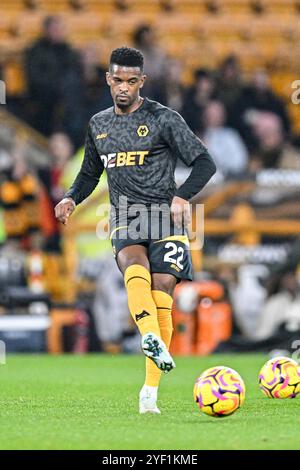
[55,47,216,414]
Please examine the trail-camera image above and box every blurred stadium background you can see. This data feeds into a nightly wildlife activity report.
[1,0,300,359]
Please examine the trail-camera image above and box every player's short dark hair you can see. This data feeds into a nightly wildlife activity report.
[109,47,144,72]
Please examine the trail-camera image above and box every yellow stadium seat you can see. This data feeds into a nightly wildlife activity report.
[40,0,70,12]
[1,0,24,10]
[60,11,104,37]
[171,0,208,15]
[107,11,156,38]
[154,12,200,35]
[260,0,297,16]
[14,11,46,40]
[272,43,300,71]
[0,18,11,38]
[216,0,253,15]
[252,15,294,34]
[0,37,27,61]
[3,60,26,95]
[195,15,250,42]
[124,0,161,14]
[23,0,44,9]
[75,0,115,14]
[271,72,298,99]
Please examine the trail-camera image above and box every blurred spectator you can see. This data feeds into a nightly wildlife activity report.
[244,70,290,133]
[246,238,300,341]
[61,142,110,260]
[233,70,291,149]
[79,45,112,126]
[249,112,300,171]
[230,264,269,338]
[48,132,74,202]
[252,270,300,341]
[152,58,186,113]
[61,44,112,149]
[0,147,11,177]
[38,132,73,252]
[93,254,131,352]
[57,45,113,148]
[132,24,167,98]
[202,100,249,177]
[217,238,300,353]
[215,55,245,127]
[24,15,82,139]
[182,68,217,133]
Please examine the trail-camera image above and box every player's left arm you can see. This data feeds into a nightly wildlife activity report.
[162,109,217,227]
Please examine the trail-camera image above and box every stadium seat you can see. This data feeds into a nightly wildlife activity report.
[170,0,208,15]
[196,16,249,41]
[170,280,231,356]
[215,0,253,15]
[195,300,232,355]
[249,16,292,37]
[14,11,45,40]
[170,302,195,355]
[154,12,200,41]
[1,0,24,10]
[84,0,124,14]
[3,60,26,95]
[0,37,27,59]
[0,0,299,133]
[47,309,77,354]
[60,11,104,37]
[260,0,298,16]
[0,11,20,37]
[40,0,71,12]
[107,11,156,38]
[124,0,161,14]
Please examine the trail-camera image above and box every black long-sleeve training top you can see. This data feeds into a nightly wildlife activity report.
[65,97,216,208]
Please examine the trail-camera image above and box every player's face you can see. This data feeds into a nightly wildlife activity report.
[106,65,146,110]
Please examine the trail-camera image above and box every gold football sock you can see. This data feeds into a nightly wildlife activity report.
[145,290,174,387]
[124,265,160,337]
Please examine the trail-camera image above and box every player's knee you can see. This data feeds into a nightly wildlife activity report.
[151,277,176,297]
[118,254,150,274]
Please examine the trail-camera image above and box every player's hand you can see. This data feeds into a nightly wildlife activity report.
[54,197,76,225]
[171,196,191,229]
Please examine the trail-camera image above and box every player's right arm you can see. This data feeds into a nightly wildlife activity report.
[55,120,104,225]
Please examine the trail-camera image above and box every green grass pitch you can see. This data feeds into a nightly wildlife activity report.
[0,353,300,450]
